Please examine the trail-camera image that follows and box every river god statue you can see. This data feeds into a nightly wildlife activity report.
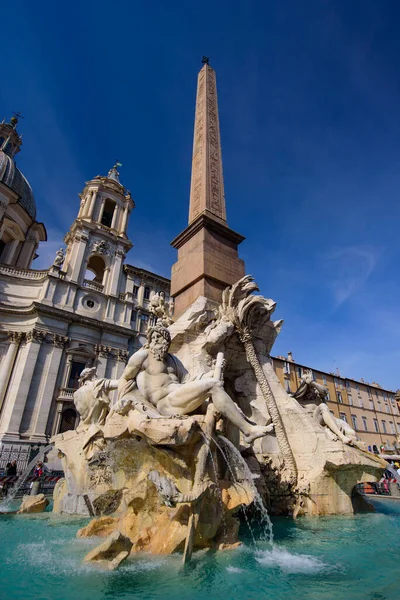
[114,324,273,444]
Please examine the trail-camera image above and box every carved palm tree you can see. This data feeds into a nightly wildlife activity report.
[218,275,298,485]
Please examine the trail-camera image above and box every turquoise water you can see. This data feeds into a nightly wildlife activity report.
[0,508,399,600]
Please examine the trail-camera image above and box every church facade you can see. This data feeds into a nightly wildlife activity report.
[0,115,170,450]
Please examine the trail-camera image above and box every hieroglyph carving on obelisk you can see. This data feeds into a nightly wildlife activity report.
[188,64,227,224]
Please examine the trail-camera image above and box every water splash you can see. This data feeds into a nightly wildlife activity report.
[226,565,245,573]
[255,547,330,574]
[0,444,54,512]
[218,435,274,545]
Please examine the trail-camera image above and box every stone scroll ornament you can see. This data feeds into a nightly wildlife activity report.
[216,276,298,486]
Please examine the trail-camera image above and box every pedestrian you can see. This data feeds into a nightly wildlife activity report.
[3,460,17,497]
[30,461,45,494]
[33,461,44,478]
[6,461,17,476]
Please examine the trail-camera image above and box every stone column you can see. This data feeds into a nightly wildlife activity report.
[98,198,106,224]
[0,329,46,439]
[52,402,64,436]
[0,199,8,222]
[122,303,131,325]
[137,281,145,306]
[111,205,119,230]
[0,332,24,412]
[62,354,74,388]
[77,197,86,219]
[31,335,68,440]
[95,345,110,378]
[2,239,20,265]
[70,233,89,283]
[125,272,135,295]
[87,191,97,219]
[107,249,125,297]
[16,235,37,269]
[136,309,142,333]
[120,203,130,235]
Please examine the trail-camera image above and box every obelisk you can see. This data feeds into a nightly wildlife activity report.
[171,60,245,317]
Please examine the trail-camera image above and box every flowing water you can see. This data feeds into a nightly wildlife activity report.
[0,444,54,511]
[1,439,398,599]
[212,435,257,544]
[1,510,399,600]
[199,432,227,539]
[218,435,274,544]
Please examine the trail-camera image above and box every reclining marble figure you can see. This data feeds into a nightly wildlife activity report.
[74,367,119,431]
[111,324,273,444]
[292,369,357,445]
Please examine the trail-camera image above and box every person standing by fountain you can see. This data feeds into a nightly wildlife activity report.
[29,461,45,495]
[6,461,17,477]
[33,462,44,478]
[3,461,17,497]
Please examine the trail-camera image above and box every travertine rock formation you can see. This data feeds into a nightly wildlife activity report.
[83,530,132,570]
[18,493,49,514]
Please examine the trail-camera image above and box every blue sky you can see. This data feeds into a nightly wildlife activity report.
[2,0,400,389]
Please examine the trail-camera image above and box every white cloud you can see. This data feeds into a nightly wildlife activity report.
[324,245,381,307]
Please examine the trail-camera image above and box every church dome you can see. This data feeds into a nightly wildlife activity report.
[0,150,36,219]
[0,115,37,221]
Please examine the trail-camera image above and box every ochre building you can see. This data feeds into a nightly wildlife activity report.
[273,353,399,453]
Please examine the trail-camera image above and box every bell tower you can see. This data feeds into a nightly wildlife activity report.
[62,163,135,297]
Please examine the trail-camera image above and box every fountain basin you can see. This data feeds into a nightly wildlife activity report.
[1,511,399,600]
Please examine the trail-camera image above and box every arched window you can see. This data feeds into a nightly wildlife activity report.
[101,199,116,228]
[59,408,77,433]
[84,255,105,284]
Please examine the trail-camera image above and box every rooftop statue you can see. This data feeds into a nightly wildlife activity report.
[112,324,273,444]
[53,247,65,268]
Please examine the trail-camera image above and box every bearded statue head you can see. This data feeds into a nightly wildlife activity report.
[146,325,171,360]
